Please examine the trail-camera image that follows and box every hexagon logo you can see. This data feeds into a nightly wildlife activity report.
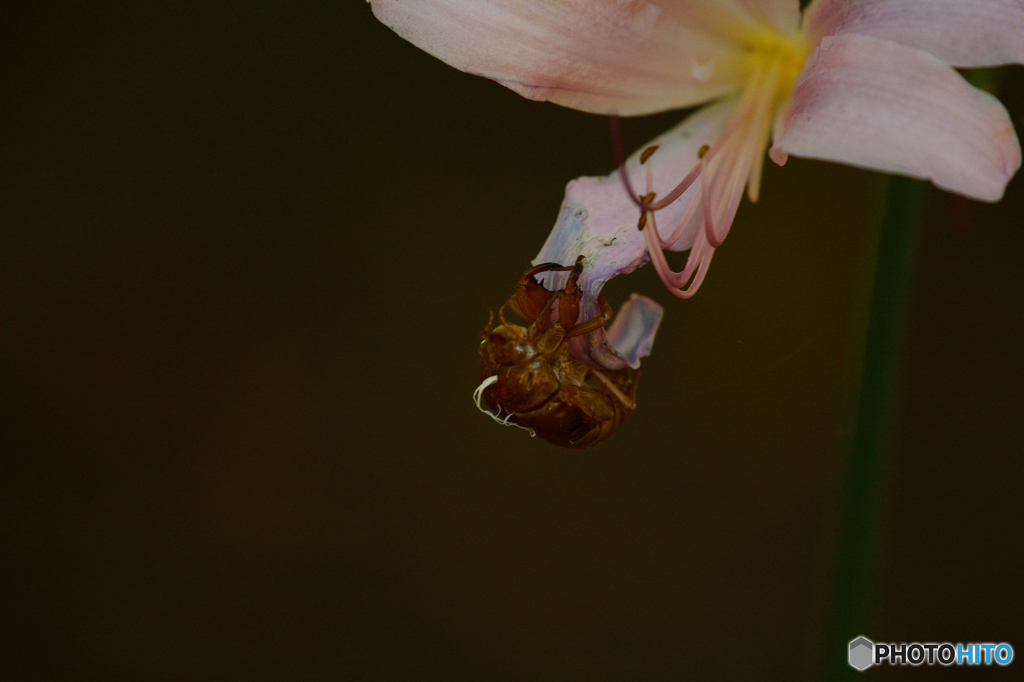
[849,636,874,671]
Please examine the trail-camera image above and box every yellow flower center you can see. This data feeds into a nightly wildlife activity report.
[713,27,810,203]
[628,22,813,299]
[743,27,810,114]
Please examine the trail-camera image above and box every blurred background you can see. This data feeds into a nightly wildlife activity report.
[2,2,1020,679]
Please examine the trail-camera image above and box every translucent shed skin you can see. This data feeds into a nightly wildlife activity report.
[478,259,640,448]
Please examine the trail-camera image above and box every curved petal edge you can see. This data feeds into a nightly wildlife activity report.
[771,34,1021,202]
[370,0,746,115]
[805,0,1024,68]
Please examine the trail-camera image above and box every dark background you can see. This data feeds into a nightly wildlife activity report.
[2,2,1020,679]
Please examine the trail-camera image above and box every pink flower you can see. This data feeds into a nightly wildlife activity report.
[371,0,1022,368]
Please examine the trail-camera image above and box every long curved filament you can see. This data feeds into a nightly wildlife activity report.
[617,55,782,299]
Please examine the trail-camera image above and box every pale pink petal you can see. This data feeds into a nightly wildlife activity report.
[534,98,736,298]
[652,0,799,42]
[369,0,747,115]
[804,0,1024,67]
[533,186,649,370]
[734,0,802,33]
[770,34,1021,202]
[538,98,736,271]
[603,294,664,370]
[533,99,737,368]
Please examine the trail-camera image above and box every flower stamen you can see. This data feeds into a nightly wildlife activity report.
[610,24,809,298]
[640,145,659,164]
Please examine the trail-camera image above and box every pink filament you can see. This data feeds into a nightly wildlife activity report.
[612,72,776,298]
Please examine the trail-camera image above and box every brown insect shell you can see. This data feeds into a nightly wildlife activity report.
[481,321,567,413]
[522,382,621,448]
[479,318,632,448]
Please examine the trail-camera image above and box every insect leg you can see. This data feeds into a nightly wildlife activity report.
[479,308,494,339]
[564,294,613,339]
[529,287,561,332]
[558,256,585,332]
[505,294,531,323]
[514,261,576,323]
[589,367,637,410]
[498,301,512,328]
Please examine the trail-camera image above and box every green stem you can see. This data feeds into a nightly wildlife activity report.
[823,174,927,679]
[819,66,1000,680]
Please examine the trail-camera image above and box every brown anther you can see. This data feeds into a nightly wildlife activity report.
[698,144,710,159]
[637,212,648,231]
[638,192,657,206]
[640,145,659,164]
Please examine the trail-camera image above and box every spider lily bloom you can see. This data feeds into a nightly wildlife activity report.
[371,0,1023,368]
